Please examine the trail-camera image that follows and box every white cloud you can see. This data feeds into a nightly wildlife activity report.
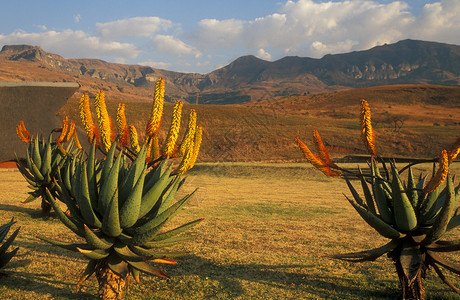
[0,29,139,60]
[192,18,244,49]
[95,17,174,40]
[187,0,460,59]
[74,14,81,24]
[137,60,171,69]
[151,34,201,58]
[256,48,272,60]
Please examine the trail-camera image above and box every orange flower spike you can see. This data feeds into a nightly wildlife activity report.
[73,130,82,149]
[360,99,377,157]
[146,77,165,138]
[129,125,141,154]
[64,121,76,143]
[94,89,112,152]
[56,117,69,144]
[313,130,337,168]
[447,137,460,163]
[295,137,342,177]
[116,103,129,147]
[79,93,95,141]
[16,121,31,143]
[163,101,183,157]
[423,149,449,194]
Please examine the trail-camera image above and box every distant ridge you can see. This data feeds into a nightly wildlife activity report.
[1,39,460,103]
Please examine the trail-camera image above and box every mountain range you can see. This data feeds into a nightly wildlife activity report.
[0,39,459,104]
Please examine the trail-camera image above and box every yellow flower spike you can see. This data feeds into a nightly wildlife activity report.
[423,149,449,194]
[94,89,112,152]
[447,137,460,163]
[186,125,203,171]
[313,130,337,168]
[163,101,183,157]
[174,139,194,175]
[63,121,76,143]
[129,125,141,154]
[146,77,165,138]
[177,109,197,157]
[116,103,130,147]
[360,99,377,157]
[295,137,342,177]
[79,93,96,141]
[16,121,31,143]
[56,116,69,144]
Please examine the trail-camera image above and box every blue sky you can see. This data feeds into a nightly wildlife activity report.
[0,0,458,74]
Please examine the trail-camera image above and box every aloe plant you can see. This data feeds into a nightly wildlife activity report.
[38,78,203,299]
[0,218,20,273]
[41,140,202,299]
[334,160,460,299]
[296,99,460,299]
[15,119,79,214]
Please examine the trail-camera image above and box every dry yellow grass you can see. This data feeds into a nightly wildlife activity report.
[1,162,459,299]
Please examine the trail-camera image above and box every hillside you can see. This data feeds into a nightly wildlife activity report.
[57,84,460,163]
[1,39,460,103]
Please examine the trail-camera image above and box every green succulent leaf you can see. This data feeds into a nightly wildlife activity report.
[391,163,417,232]
[330,239,399,262]
[77,247,110,260]
[107,253,129,278]
[345,195,405,240]
[427,250,460,276]
[423,176,455,244]
[37,236,85,252]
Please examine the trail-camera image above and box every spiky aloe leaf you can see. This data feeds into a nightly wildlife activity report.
[407,167,419,208]
[37,236,85,252]
[119,166,146,228]
[330,239,399,262]
[427,250,460,276]
[423,176,455,245]
[358,168,376,214]
[45,188,84,237]
[77,248,110,260]
[391,163,417,232]
[0,247,19,269]
[76,259,97,291]
[107,254,129,278]
[345,194,405,240]
[126,260,169,278]
[83,225,114,250]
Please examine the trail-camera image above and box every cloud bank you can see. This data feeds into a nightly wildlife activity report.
[0,0,459,73]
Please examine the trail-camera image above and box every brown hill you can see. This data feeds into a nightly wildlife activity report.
[57,84,460,162]
[2,39,460,104]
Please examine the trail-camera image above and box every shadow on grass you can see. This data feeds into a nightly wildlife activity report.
[0,202,61,220]
[0,203,39,216]
[0,260,94,299]
[159,254,399,299]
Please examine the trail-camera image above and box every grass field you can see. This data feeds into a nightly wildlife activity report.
[1,162,460,299]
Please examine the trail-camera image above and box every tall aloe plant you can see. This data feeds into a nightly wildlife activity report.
[38,78,204,299]
[296,99,460,299]
[15,118,80,214]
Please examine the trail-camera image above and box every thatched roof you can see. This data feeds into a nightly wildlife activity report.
[0,81,80,162]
